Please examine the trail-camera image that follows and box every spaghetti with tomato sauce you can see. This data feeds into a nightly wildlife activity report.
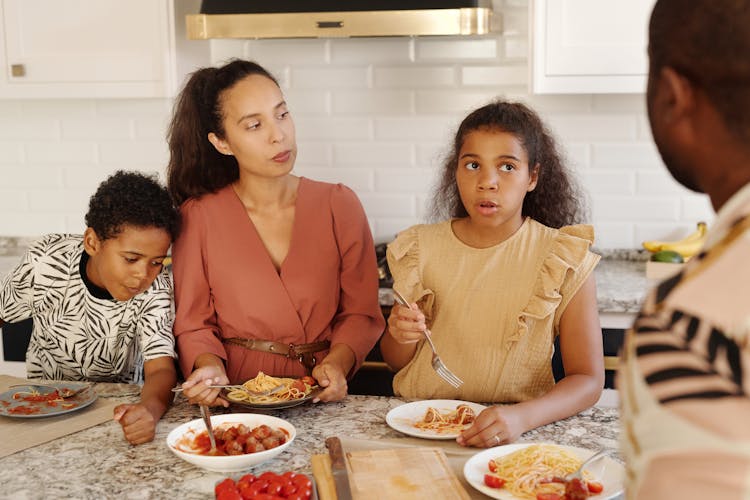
[413,403,476,434]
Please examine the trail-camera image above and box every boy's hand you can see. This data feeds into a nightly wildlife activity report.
[113,403,157,445]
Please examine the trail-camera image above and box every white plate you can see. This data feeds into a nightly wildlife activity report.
[385,399,487,439]
[463,442,625,500]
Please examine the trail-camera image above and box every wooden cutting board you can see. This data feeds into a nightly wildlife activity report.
[311,447,470,500]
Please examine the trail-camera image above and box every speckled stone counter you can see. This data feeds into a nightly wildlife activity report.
[0,384,621,500]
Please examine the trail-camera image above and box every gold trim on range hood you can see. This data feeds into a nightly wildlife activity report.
[186,8,495,39]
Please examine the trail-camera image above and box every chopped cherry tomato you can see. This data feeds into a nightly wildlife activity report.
[488,460,498,473]
[483,474,506,489]
[301,376,316,386]
[216,489,242,500]
[282,471,297,481]
[292,475,312,490]
[215,478,237,496]
[587,480,604,494]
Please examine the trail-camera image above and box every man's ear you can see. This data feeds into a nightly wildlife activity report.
[527,163,540,192]
[82,227,101,256]
[208,132,234,156]
[654,66,696,125]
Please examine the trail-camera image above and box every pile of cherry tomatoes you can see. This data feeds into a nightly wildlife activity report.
[215,471,313,500]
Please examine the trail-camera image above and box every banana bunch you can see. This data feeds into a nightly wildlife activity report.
[642,221,708,259]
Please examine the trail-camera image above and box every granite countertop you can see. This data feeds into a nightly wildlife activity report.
[0,384,621,499]
[0,237,650,315]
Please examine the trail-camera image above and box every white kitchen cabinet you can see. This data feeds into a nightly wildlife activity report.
[0,0,207,98]
[530,0,655,94]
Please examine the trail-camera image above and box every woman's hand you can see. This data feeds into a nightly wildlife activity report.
[387,303,427,344]
[113,403,157,445]
[457,405,527,448]
[311,361,348,402]
[181,365,230,407]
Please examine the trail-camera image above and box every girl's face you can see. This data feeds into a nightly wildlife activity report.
[208,74,297,179]
[83,224,171,302]
[455,128,538,230]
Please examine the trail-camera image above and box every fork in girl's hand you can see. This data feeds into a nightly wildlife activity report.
[391,289,464,388]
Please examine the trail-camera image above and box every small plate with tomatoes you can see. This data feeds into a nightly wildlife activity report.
[463,443,624,500]
[215,470,317,500]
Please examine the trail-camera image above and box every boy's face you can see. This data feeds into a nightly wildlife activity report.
[83,225,171,302]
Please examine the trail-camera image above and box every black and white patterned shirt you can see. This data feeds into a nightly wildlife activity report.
[0,234,175,383]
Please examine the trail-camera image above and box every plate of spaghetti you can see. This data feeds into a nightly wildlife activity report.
[385,399,487,439]
[223,372,321,410]
[463,443,624,500]
[0,382,97,418]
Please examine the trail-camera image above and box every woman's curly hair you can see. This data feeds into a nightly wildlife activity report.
[85,170,181,241]
[431,100,587,228]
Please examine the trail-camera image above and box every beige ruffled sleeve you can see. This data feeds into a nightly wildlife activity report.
[511,224,600,347]
[386,225,436,322]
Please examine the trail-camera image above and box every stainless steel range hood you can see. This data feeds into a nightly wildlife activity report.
[186,0,496,39]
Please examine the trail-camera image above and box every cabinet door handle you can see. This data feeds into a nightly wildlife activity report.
[10,64,26,77]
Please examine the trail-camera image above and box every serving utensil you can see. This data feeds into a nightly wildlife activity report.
[199,404,217,453]
[391,289,463,388]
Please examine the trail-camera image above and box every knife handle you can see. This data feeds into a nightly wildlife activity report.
[325,436,345,468]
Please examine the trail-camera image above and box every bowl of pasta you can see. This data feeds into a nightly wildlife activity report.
[166,413,296,473]
[223,372,321,410]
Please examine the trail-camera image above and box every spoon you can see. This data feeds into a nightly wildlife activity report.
[199,404,217,453]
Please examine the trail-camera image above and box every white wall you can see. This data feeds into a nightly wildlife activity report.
[0,0,713,248]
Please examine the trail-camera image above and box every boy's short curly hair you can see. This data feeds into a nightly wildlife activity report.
[85,170,180,242]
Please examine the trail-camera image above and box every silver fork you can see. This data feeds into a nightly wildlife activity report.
[392,289,463,388]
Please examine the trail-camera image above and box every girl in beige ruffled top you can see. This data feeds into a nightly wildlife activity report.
[381,101,604,447]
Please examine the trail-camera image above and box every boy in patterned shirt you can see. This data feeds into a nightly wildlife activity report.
[0,170,181,445]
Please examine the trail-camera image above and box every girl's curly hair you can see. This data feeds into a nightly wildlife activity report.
[85,170,180,241]
[430,100,587,228]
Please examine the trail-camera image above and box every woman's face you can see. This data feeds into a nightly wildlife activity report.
[208,74,297,180]
[455,128,538,230]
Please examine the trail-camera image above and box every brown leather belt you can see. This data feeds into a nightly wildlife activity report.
[223,338,330,372]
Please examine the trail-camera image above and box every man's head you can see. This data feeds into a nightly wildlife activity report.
[83,171,180,301]
[647,0,750,208]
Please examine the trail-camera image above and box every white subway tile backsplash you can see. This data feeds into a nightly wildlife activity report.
[25,142,97,165]
[374,66,456,88]
[333,143,414,167]
[0,119,59,140]
[332,90,413,115]
[63,165,129,189]
[416,143,448,167]
[416,38,498,60]
[0,190,28,211]
[285,90,330,114]
[98,140,168,166]
[461,65,527,86]
[331,39,413,64]
[375,116,456,141]
[548,116,638,143]
[592,223,635,249]
[415,90,501,114]
[294,117,372,140]
[375,218,420,241]
[681,196,714,222]
[1,213,66,236]
[591,143,662,168]
[636,170,694,195]
[580,170,635,196]
[0,143,23,164]
[592,196,679,221]
[29,189,89,212]
[94,99,171,117]
[295,142,332,166]
[291,67,368,89]
[20,100,96,119]
[62,118,133,140]
[502,36,528,60]
[374,168,436,193]
[245,39,328,65]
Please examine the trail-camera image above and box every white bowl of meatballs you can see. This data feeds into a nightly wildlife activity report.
[166,413,296,472]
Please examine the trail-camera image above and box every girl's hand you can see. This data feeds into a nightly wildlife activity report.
[311,361,348,403]
[387,303,427,344]
[113,403,157,445]
[181,365,230,407]
[457,405,527,448]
